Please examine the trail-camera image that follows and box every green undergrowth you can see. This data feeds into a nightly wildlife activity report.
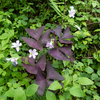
[0,0,100,100]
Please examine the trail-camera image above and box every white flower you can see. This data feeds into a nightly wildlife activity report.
[11,40,22,52]
[70,6,74,10]
[29,49,38,59]
[69,6,76,18]
[75,25,81,30]
[6,58,18,65]
[46,39,54,49]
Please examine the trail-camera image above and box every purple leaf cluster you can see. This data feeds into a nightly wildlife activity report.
[35,61,64,96]
[21,54,46,74]
[48,25,75,62]
[21,25,75,96]
[22,25,74,62]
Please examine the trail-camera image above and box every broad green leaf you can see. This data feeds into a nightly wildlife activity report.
[85,67,94,74]
[14,87,26,100]
[8,30,14,38]
[69,87,85,97]
[91,73,98,80]
[48,81,62,90]
[97,70,100,76]
[63,91,71,100]
[96,82,100,87]
[59,95,65,100]
[5,88,15,97]
[0,94,7,100]
[0,33,8,39]
[78,77,94,85]
[46,91,56,100]
[1,38,9,46]
[0,44,8,50]
[0,54,4,59]
[26,84,39,97]
[3,62,11,69]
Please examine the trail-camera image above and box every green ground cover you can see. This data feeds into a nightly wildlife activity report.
[0,0,100,100]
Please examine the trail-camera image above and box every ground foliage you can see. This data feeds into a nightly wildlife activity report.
[0,0,100,100]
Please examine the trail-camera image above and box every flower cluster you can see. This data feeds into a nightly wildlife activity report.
[6,40,39,66]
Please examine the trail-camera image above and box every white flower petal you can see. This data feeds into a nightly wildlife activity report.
[16,47,19,52]
[29,49,32,53]
[70,6,74,10]
[29,54,32,58]
[19,43,22,46]
[16,40,19,44]
[11,40,22,52]
[33,49,36,52]
[12,43,16,46]
[33,55,36,59]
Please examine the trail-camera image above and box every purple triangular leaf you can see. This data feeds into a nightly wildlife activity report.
[46,61,64,81]
[59,38,73,44]
[58,45,73,56]
[62,26,74,39]
[39,29,51,45]
[28,57,36,65]
[21,57,28,62]
[53,25,62,38]
[35,67,46,96]
[21,57,35,65]
[48,48,67,60]
[36,54,46,71]
[25,26,45,40]
[22,37,43,51]
[22,63,37,74]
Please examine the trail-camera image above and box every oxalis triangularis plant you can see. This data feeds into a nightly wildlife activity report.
[21,25,75,96]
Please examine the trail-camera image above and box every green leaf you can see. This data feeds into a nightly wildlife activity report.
[97,70,100,76]
[48,81,62,90]
[69,87,85,97]
[93,95,100,100]
[5,88,15,97]
[0,94,7,100]
[26,84,39,97]
[63,61,69,67]
[78,77,94,85]
[1,38,9,46]
[85,67,94,74]
[46,91,56,100]
[59,95,65,100]
[83,41,87,45]
[63,91,71,100]
[0,68,3,74]
[94,29,100,32]
[14,87,26,100]
[22,78,29,88]
[0,54,4,59]
[91,73,98,80]
[0,33,8,39]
